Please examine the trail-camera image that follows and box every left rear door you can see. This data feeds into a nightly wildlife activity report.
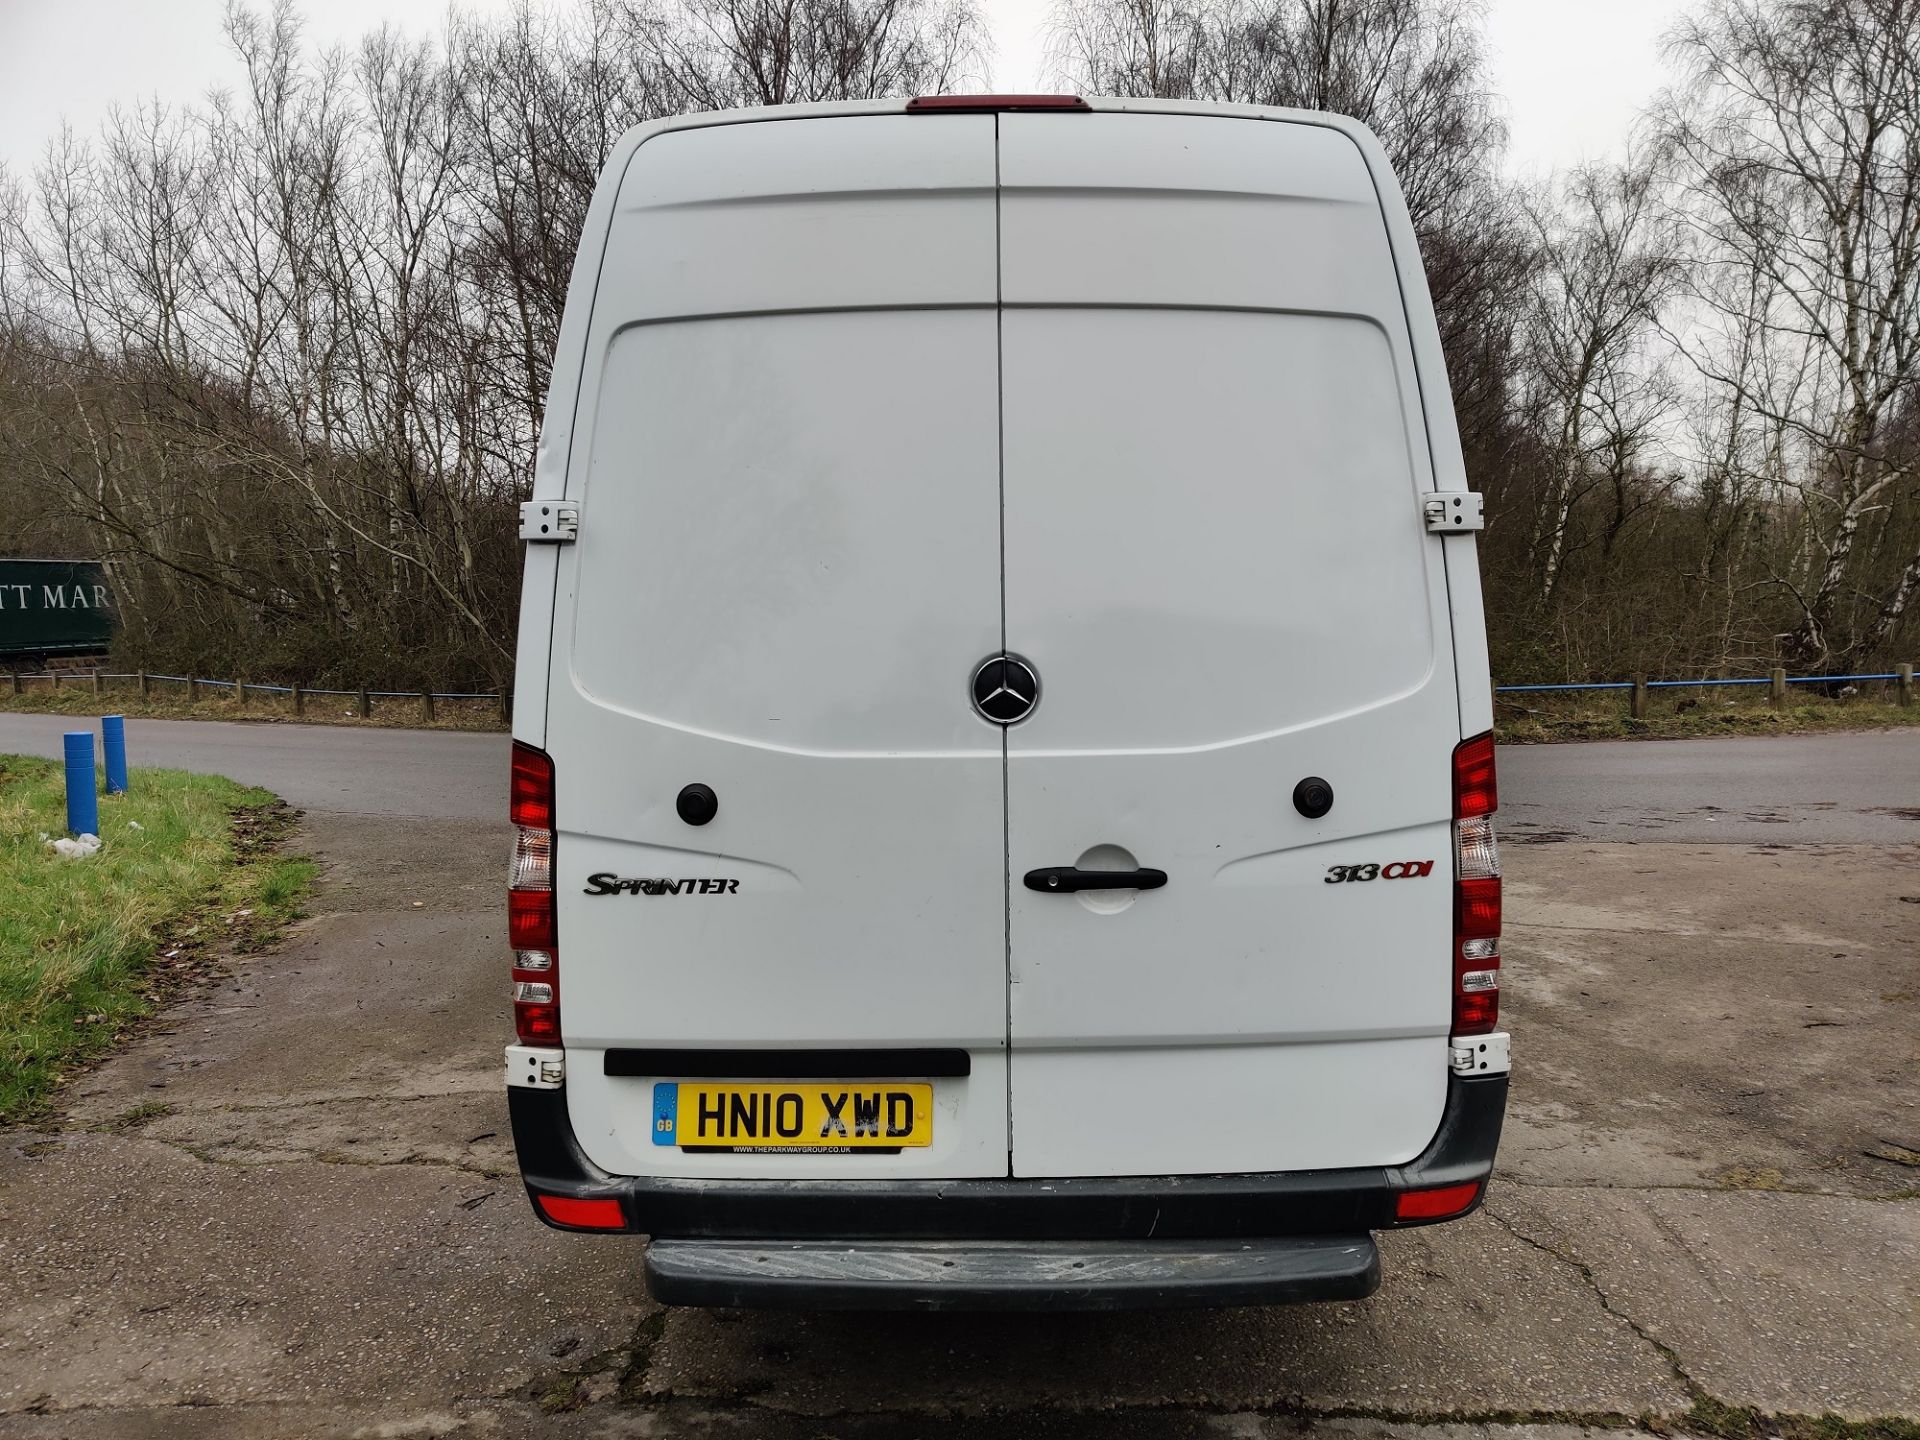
[545,115,1010,1181]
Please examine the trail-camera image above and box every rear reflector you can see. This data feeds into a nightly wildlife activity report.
[907,94,1090,112]
[1395,1180,1483,1222]
[533,1193,627,1230]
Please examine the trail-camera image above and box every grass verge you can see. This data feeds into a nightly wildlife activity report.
[1496,691,1920,743]
[0,754,316,1125]
[0,682,505,732]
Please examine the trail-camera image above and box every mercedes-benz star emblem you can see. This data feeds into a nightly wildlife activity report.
[971,653,1040,725]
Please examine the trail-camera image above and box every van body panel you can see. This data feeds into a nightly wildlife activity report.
[519,100,1500,1209]
[546,119,1008,1178]
[999,114,1395,315]
[1008,1039,1446,1179]
[594,115,997,323]
[997,117,1456,1177]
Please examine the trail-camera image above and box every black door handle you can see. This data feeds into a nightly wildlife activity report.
[1024,866,1168,893]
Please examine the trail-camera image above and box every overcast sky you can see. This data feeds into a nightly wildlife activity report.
[0,0,1691,180]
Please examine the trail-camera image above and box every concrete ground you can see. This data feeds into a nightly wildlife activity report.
[0,721,1916,1437]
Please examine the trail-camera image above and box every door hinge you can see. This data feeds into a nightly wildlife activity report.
[520,500,579,543]
[507,1044,566,1089]
[1449,1032,1510,1076]
[1424,493,1484,533]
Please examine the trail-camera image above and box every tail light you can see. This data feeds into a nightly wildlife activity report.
[1451,732,1500,1035]
[510,741,560,1045]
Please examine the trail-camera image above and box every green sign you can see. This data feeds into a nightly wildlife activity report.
[0,560,115,657]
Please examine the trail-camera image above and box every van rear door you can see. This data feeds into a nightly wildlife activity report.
[545,116,1009,1180]
[998,112,1460,1178]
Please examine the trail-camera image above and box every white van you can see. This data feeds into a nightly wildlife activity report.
[505,95,1509,1310]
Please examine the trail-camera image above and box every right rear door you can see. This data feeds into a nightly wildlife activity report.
[997,112,1461,1179]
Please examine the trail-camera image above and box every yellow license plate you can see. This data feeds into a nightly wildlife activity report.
[652,1081,933,1152]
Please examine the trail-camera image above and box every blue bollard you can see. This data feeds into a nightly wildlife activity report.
[64,732,99,837]
[101,715,128,795]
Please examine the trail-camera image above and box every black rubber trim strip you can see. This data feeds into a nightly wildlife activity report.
[603,1048,973,1079]
[509,1071,1506,1240]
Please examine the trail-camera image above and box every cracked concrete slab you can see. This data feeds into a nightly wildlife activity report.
[1490,1186,1920,1416]
[0,1130,646,1414]
[1498,842,1920,1198]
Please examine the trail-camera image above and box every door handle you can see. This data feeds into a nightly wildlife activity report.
[1023,866,1168,893]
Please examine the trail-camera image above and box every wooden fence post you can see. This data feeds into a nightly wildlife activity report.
[49,672,59,692]
[1630,675,1648,721]
[236,679,248,710]
[421,691,436,723]
[91,671,102,696]
[8,669,19,696]
[137,670,150,699]
[1769,667,1787,711]
[498,689,511,724]
[1898,663,1914,709]
[187,676,199,703]
[357,687,372,719]
[291,684,304,717]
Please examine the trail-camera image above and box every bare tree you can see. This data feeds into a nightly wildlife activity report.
[1661,0,1920,667]
[1519,154,1682,609]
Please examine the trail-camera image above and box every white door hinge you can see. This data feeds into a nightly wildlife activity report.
[520,500,579,543]
[507,1044,566,1089]
[1450,1032,1510,1076]
[1424,493,1484,533]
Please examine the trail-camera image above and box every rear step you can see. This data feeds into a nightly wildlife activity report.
[644,1235,1380,1311]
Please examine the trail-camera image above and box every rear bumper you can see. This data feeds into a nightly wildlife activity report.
[507,1070,1506,1242]
[642,1234,1381,1310]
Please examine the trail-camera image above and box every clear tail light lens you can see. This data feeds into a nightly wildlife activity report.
[1455,814,1500,879]
[1452,733,1501,1036]
[511,825,552,890]
[510,741,560,1046]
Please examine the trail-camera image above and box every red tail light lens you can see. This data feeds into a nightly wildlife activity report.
[1452,731,1497,818]
[1453,990,1500,1033]
[511,741,555,830]
[515,995,562,1044]
[509,889,556,950]
[1451,733,1500,1036]
[510,741,559,1046]
[1456,876,1501,937]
